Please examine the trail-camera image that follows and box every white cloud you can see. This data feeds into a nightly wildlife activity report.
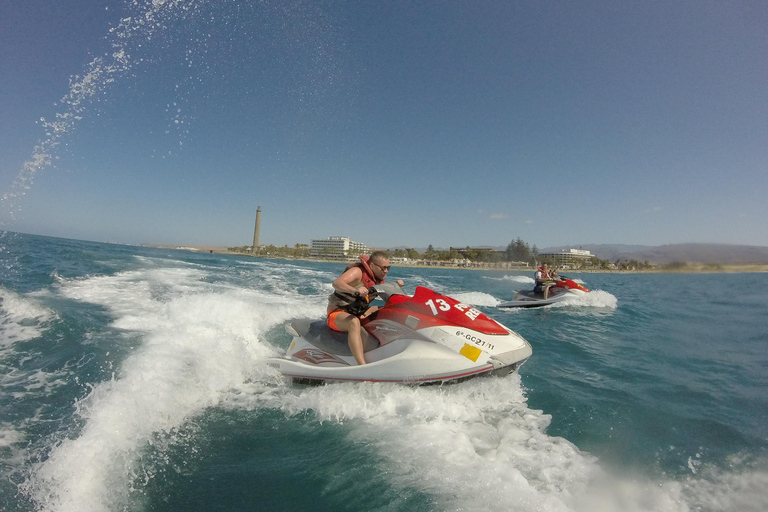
[489,213,508,220]
[645,206,663,213]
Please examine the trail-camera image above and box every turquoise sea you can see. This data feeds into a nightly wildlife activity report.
[1,231,766,511]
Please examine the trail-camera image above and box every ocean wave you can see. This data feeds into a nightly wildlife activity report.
[451,291,501,307]
[483,274,536,284]
[0,287,57,346]
[21,265,317,512]
[547,290,618,309]
[219,376,768,511]
[221,375,596,511]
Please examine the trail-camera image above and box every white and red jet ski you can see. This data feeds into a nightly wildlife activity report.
[497,277,590,308]
[267,283,532,385]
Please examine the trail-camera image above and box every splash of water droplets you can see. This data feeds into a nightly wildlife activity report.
[0,0,202,225]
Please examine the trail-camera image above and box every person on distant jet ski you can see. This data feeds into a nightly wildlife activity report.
[533,263,558,299]
[327,251,404,365]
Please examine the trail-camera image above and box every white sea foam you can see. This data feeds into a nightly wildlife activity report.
[0,426,25,448]
[225,378,768,511]
[396,274,442,293]
[0,425,29,478]
[451,291,501,307]
[282,378,599,511]
[23,265,320,512]
[547,290,618,309]
[3,369,69,399]
[678,460,768,512]
[0,287,57,346]
[485,274,536,284]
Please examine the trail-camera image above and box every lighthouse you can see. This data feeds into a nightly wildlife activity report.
[252,206,261,255]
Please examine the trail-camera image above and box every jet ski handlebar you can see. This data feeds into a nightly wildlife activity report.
[368,282,406,302]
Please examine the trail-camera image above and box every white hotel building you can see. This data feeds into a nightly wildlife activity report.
[537,248,594,268]
[310,236,368,260]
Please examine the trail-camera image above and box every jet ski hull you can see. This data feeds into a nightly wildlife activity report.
[267,285,532,385]
[497,288,588,308]
[269,334,507,385]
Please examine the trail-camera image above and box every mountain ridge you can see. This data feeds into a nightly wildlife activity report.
[385,243,768,265]
[541,243,768,265]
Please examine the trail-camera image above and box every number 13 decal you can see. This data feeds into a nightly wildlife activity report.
[425,298,451,315]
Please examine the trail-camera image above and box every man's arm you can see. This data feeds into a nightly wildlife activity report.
[332,267,367,296]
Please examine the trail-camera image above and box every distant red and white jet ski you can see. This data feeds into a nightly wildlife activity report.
[267,283,532,385]
[497,277,590,308]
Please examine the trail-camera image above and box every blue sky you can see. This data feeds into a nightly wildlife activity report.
[1,0,766,249]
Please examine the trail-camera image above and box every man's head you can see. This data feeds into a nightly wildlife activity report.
[369,251,390,280]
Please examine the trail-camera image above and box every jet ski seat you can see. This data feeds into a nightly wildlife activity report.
[290,319,354,356]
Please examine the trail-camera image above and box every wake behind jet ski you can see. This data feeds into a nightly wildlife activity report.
[497,276,590,308]
[267,283,532,385]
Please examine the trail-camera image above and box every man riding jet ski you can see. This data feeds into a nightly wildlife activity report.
[497,264,590,309]
[267,282,532,385]
[325,252,403,365]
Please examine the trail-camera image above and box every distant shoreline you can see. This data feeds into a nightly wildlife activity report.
[141,244,768,274]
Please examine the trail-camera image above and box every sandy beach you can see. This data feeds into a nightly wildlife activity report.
[141,244,768,273]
